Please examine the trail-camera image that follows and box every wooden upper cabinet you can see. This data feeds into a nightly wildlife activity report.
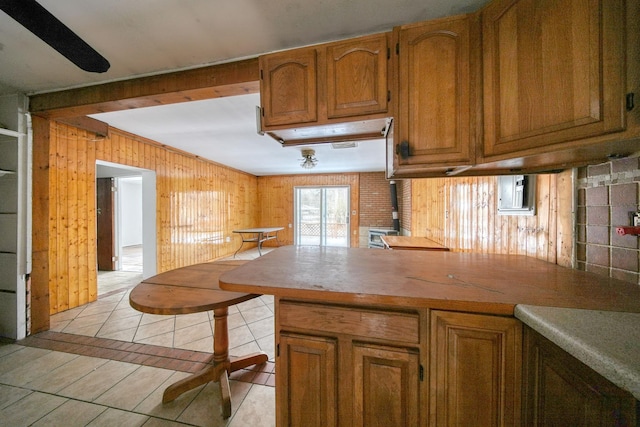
[482,0,626,159]
[259,33,390,144]
[326,35,388,119]
[260,49,317,127]
[388,13,479,178]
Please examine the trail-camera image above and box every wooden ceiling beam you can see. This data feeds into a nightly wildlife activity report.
[29,58,260,119]
[56,116,109,136]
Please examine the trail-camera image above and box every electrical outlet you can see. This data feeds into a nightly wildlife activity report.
[633,212,640,227]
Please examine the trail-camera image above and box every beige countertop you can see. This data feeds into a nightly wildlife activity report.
[515,305,640,400]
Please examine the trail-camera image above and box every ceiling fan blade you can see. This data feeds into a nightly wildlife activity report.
[0,0,110,73]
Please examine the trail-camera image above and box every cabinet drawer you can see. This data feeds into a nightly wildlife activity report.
[279,301,420,344]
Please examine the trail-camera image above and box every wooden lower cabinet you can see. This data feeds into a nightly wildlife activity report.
[278,333,337,427]
[275,299,526,426]
[277,332,421,427]
[276,299,424,426]
[523,327,638,427]
[430,310,523,426]
[353,343,420,426]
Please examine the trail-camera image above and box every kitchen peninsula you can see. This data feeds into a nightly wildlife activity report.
[220,246,640,426]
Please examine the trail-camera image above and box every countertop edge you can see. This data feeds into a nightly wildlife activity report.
[515,304,640,401]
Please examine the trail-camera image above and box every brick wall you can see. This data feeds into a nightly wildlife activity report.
[577,157,640,285]
[359,172,395,228]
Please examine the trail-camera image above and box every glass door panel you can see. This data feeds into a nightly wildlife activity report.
[295,186,349,247]
[296,187,322,245]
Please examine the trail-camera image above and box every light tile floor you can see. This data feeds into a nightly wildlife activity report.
[0,248,276,427]
[121,244,143,273]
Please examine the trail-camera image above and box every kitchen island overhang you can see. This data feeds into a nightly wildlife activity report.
[219,245,640,425]
[219,245,640,316]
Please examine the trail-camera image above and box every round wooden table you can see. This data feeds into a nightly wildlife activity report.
[129,259,268,419]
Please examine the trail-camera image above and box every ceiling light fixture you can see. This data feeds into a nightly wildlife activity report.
[331,141,357,149]
[300,149,318,169]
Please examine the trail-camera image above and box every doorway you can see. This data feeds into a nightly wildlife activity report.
[96,161,156,295]
[116,176,144,272]
[294,186,350,247]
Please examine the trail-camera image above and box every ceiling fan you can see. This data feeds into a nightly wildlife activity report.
[0,0,110,73]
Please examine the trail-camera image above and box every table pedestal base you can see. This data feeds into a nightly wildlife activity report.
[162,352,269,417]
[161,306,269,418]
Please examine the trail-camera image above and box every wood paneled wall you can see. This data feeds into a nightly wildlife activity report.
[29,114,573,333]
[31,118,258,324]
[411,171,574,266]
[400,179,412,234]
[257,174,360,247]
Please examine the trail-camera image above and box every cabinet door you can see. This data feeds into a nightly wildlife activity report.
[260,48,317,127]
[430,310,522,427]
[393,14,476,174]
[277,333,337,427]
[523,327,637,426]
[482,0,626,158]
[353,342,420,427]
[326,33,388,119]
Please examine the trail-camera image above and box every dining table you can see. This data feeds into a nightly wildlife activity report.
[129,259,268,419]
[232,227,284,257]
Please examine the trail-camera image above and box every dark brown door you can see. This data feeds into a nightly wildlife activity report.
[97,177,115,271]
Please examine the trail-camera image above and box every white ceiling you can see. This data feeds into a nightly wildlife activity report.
[0,0,489,175]
[90,94,388,176]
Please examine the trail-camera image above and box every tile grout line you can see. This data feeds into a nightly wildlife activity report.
[17,331,275,387]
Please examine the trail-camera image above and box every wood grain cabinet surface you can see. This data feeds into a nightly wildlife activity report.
[277,333,337,427]
[259,0,639,172]
[430,310,522,427]
[387,0,639,177]
[276,300,424,427]
[275,299,526,426]
[522,326,638,427]
[387,13,480,179]
[260,49,317,127]
[481,0,627,160]
[353,342,420,426]
[259,33,391,145]
[325,35,389,119]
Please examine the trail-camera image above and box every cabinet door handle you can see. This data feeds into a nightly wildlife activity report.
[396,141,410,159]
[626,93,635,111]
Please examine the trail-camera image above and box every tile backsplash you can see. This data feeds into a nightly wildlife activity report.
[577,157,640,284]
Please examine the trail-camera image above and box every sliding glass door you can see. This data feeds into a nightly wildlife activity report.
[294,186,350,247]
